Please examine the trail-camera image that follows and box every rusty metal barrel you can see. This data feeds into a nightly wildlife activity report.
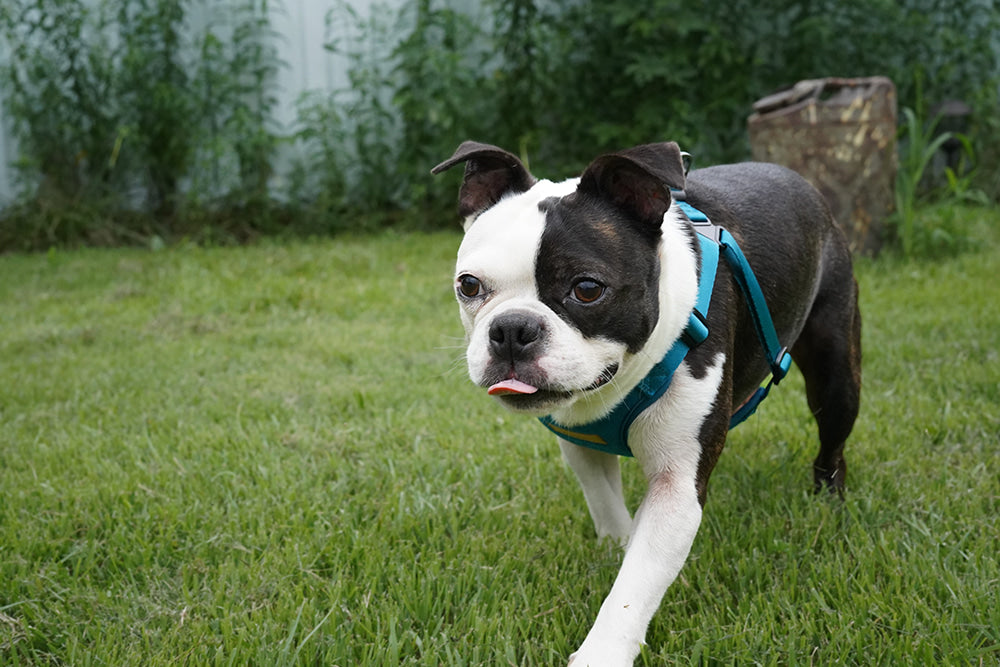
[748,77,897,255]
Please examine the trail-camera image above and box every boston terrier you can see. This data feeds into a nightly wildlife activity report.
[432,141,861,665]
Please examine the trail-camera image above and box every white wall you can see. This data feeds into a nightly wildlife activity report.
[0,109,15,205]
[0,33,18,205]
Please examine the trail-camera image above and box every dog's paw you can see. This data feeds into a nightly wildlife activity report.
[595,530,631,551]
[595,518,632,546]
[568,643,639,667]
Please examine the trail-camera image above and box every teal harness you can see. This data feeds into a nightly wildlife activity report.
[538,200,793,457]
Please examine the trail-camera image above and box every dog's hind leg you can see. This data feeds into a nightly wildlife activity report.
[559,440,632,545]
[791,267,862,496]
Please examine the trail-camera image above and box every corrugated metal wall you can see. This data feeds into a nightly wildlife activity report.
[0,0,398,205]
[0,108,14,205]
[0,25,15,205]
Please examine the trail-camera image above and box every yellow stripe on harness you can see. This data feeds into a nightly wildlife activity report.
[543,422,609,446]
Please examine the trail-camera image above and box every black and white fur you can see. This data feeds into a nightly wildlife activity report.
[433,141,861,665]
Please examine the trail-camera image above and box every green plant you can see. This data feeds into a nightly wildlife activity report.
[321,0,403,211]
[3,0,1000,248]
[0,0,286,249]
[391,0,494,215]
[891,98,989,259]
[115,0,196,218]
[893,107,955,256]
[291,0,488,220]
[286,90,350,233]
[0,0,123,202]
[942,134,992,206]
[192,0,284,208]
[307,0,1000,219]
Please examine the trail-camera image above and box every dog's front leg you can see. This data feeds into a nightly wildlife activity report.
[559,439,632,545]
[568,469,702,666]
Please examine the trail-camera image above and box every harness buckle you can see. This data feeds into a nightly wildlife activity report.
[690,219,721,242]
[681,309,709,348]
[772,347,792,382]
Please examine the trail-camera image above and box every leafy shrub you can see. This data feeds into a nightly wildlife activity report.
[0,2,122,203]
[893,107,963,257]
[190,0,283,211]
[0,0,284,248]
[304,0,1000,222]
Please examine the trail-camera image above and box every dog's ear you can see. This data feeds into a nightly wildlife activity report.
[431,141,537,219]
[578,142,686,229]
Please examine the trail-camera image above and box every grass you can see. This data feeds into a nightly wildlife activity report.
[1,207,998,665]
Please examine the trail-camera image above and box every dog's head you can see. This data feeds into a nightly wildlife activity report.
[433,141,695,420]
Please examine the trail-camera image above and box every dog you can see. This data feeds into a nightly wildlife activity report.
[432,141,861,665]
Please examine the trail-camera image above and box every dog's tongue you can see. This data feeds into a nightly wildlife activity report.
[487,379,539,396]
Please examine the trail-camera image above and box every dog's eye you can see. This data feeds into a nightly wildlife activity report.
[572,279,605,304]
[457,274,483,298]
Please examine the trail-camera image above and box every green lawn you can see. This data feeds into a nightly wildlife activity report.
[1,210,998,665]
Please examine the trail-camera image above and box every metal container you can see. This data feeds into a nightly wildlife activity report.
[748,77,897,255]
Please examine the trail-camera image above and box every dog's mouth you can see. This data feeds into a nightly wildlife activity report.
[583,363,619,391]
[486,363,619,399]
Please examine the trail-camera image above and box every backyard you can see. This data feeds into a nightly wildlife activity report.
[1,205,997,664]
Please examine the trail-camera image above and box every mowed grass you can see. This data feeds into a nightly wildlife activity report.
[1,209,998,665]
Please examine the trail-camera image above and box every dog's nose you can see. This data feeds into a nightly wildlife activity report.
[489,313,543,361]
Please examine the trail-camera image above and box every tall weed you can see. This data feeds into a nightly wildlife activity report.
[117,0,195,217]
[0,0,285,248]
[894,107,955,257]
[0,1,122,201]
[892,105,987,258]
[192,0,284,210]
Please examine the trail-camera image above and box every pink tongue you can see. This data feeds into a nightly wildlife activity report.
[488,379,539,396]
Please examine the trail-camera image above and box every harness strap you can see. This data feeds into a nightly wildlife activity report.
[715,228,791,427]
[718,229,791,381]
